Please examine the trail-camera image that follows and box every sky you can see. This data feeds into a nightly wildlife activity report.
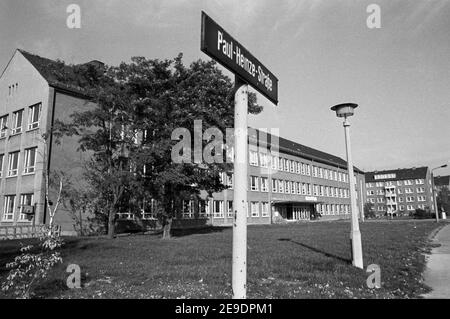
[1,0,449,176]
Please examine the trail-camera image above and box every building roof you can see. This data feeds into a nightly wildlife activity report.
[18,49,97,98]
[249,129,364,173]
[365,167,428,182]
[434,175,450,187]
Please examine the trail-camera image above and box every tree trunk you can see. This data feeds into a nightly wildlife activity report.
[108,210,116,239]
[162,217,172,240]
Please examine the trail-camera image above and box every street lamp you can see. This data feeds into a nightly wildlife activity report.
[431,164,448,223]
[331,103,363,269]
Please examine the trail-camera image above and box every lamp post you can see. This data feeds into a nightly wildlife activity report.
[331,103,363,269]
[431,164,448,223]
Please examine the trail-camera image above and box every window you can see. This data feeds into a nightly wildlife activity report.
[259,153,268,168]
[8,151,19,177]
[313,166,318,177]
[24,147,37,174]
[320,186,324,197]
[284,159,290,172]
[319,168,323,178]
[227,201,233,218]
[182,200,194,219]
[271,156,278,170]
[0,154,3,177]
[28,103,42,130]
[279,180,285,193]
[334,171,338,181]
[398,188,403,194]
[2,195,16,221]
[404,180,413,186]
[399,197,404,203]
[324,170,329,180]
[406,196,415,202]
[286,181,291,194]
[297,182,302,195]
[405,188,413,194]
[407,205,415,211]
[261,202,269,217]
[291,181,296,194]
[416,187,425,193]
[12,110,23,134]
[199,200,209,217]
[227,174,233,189]
[418,204,425,210]
[250,202,259,217]
[261,177,268,192]
[249,151,258,166]
[397,181,402,186]
[278,158,284,171]
[301,163,306,175]
[250,176,259,191]
[0,115,8,138]
[272,179,278,193]
[213,200,224,218]
[296,162,301,174]
[313,185,318,196]
[399,205,405,211]
[18,194,33,220]
[305,164,311,176]
[417,196,426,202]
[415,179,424,185]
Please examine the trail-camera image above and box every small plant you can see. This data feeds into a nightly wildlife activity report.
[1,227,63,299]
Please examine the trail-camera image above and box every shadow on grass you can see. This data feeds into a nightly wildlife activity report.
[171,226,227,238]
[278,238,351,264]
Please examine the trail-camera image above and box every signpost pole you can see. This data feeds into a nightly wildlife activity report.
[232,77,248,299]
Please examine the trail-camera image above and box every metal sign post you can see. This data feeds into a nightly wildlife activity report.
[232,77,248,298]
[201,11,278,299]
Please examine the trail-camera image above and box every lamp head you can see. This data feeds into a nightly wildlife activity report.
[331,103,358,118]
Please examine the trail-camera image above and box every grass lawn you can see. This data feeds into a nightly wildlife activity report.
[0,220,444,299]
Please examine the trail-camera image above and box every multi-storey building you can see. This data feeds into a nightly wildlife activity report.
[365,167,435,217]
[196,129,366,225]
[0,49,96,235]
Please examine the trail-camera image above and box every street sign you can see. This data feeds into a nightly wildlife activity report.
[201,11,278,105]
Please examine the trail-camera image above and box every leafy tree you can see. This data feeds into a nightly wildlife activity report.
[364,202,376,219]
[437,186,450,216]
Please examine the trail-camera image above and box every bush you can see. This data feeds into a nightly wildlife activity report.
[413,208,435,220]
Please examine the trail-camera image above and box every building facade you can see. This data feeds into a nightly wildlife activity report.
[365,167,435,217]
[194,129,367,226]
[0,49,95,236]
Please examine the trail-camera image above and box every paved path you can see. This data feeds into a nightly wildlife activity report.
[423,223,450,298]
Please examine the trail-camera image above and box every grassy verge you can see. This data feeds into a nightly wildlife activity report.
[0,220,442,299]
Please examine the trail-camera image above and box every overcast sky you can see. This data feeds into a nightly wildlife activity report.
[1,0,449,176]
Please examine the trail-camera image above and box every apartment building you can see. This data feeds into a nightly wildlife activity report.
[365,167,434,217]
[0,49,96,235]
[191,129,367,225]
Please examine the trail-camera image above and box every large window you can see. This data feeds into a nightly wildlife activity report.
[261,177,268,192]
[12,109,23,135]
[2,195,15,221]
[24,147,37,174]
[250,176,259,191]
[19,194,34,221]
[28,103,42,130]
[249,151,258,166]
[0,115,8,138]
[0,154,4,177]
[227,201,233,218]
[261,202,269,217]
[272,179,278,193]
[8,151,20,177]
[250,202,259,217]
[213,200,224,218]
[259,153,268,168]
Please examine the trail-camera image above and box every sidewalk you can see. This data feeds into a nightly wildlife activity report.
[423,223,450,298]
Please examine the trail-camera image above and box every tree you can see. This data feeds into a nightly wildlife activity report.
[437,186,450,216]
[364,202,376,219]
[64,54,262,239]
